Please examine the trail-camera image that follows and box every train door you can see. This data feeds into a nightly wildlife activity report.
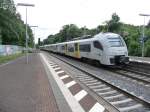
[65,44,68,55]
[74,43,80,58]
[92,41,103,62]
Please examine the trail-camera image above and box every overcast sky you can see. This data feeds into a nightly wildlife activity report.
[14,0,150,43]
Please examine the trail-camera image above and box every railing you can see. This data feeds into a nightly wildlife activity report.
[0,45,23,56]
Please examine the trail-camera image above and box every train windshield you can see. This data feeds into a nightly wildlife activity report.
[108,36,125,47]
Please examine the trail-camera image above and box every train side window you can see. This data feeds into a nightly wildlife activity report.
[61,45,65,50]
[79,44,91,52]
[93,41,103,50]
[68,46,74,52]
[69,48,74,52]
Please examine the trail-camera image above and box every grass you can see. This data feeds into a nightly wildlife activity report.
[0,53,25,64]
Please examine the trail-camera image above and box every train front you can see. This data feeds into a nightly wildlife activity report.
[103,33,129,65]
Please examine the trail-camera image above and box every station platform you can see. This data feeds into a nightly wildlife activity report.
[0,53,60,112]
[0,53,106,112]
[130,56,150,64]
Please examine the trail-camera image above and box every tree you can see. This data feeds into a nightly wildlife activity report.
[59,24,81,42]
[145,40,150,56]
[105,13,121,32]
[42,13,150,57]
[0,28,2,44]
[128,40,141,56]
[0,0,34,47]
[97,25,105,33]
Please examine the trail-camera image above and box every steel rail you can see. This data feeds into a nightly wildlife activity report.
[45,52,150,111]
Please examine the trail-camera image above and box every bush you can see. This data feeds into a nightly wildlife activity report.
[129,41,141,56]
[145,41,150,57]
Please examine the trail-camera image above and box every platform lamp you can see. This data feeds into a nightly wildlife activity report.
[17,3,35,64]
[139,13,150,57]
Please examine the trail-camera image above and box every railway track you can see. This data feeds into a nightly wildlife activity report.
[127,61,150,74]
[44,52,150,112]
[111,68,150,87]
[110,61,150,87]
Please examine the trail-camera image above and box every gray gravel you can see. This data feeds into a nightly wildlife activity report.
[44,52,150,109]
[53,54,150,102]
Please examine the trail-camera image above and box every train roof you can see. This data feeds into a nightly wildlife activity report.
[71,35,92,40]
[43,32,121,47]
[95,32,119,38]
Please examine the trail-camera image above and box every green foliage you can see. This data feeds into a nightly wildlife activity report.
[128,40,141,56]
[0,52,24,64]
[60,24,81,41]
[145,40,150,57]
[0,0,34,47]
[97,25,106,33]
[105,13,121,32]
[42,13,150,57]
[43,24,82,45]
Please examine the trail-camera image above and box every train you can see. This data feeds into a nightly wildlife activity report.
[40,32,129,65]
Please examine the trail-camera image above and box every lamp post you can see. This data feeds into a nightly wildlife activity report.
[139,13,150,57]
[17,3,35,64]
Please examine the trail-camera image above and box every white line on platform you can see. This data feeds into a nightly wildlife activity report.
[53,67,61,70]
[51,65,58,67]
[60,75,69,80]
[89,102,105,112]
[74,90,87,101]
[40,53,85,112]
[56,70,65,74]
[66,81,77,88]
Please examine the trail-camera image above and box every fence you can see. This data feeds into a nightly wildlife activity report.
[0,45,23,56]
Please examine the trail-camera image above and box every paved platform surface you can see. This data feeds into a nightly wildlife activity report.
[41,52,106,112]
[0,53,59,112]
[130,56,150,64]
